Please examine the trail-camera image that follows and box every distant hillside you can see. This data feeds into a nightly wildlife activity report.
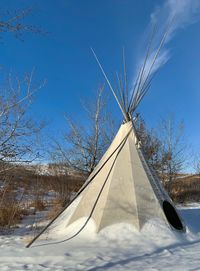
[24,163,87,178]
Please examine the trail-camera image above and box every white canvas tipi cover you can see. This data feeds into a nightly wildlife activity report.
[27,121,184,247]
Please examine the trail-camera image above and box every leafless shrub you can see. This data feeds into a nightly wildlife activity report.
[29,199,46,212]
[0,181,26,228]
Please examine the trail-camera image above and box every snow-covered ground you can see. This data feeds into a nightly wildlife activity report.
[1,203,200,271]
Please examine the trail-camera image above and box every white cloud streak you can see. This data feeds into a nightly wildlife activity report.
[152,0,200,41]
[135,0,200,87]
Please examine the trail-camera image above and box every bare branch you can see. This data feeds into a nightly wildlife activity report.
[0,8,45,40]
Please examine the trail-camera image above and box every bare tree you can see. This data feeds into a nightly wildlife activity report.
[135,115,163,172]
[0,70,45,171]
[135,114,188,186]
[52,86,116,174]
[193,155,200,178]
[0,7,48,230]
[0,70,46,230]
[156,115,187,185]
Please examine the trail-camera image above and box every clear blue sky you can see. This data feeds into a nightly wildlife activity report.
[1,0,200,161]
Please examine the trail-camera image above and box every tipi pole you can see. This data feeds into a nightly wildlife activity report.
[91,48,129,122]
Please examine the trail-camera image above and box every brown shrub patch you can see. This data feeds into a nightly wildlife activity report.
[0,204,27,228]
[29,199,46,211]
[47,198,63,220]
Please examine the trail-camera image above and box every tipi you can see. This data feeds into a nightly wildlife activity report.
[27,30,185,248]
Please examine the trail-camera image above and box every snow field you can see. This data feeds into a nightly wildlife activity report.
[0,204,200,270]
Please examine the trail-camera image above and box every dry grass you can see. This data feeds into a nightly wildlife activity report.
[29,199,46,211]
[0,204,28,228]
[168,174,200,203]
[1,162,200,231]
[0,164,86,229]
[47,198,63,220]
